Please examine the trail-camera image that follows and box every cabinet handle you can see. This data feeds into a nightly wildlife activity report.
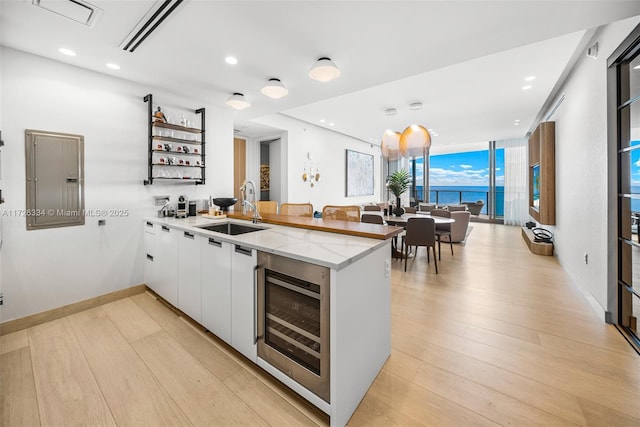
[161,225,170,232]
[254,264,259,345]
[235,245,252,256]
[184,231,194,239]
[208,238,222,247]
[146,221,154,227]
[146,254,154,261]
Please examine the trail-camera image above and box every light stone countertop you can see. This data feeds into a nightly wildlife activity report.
[145,215,391,270]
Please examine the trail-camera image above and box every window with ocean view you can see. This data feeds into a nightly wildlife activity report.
[410,149,504,216]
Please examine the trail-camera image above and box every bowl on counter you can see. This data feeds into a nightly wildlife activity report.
[212,197,238,211]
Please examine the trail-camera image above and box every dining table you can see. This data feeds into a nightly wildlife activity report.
[382,213,455,259]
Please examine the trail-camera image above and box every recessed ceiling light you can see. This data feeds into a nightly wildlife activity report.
[522,85,532,90]
[514,119,520,122]
[524,75,536,81]
[106,63,120,70]
[329,122,335,127]
[409,102,423,110]
[369,137,374,141]
[225,56,238,65]
[58,47,76,56]
[385,108,398,116]
[514,122,520,126]
[319,119,326,123]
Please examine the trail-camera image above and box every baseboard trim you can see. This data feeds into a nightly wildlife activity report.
[0,284,148,336]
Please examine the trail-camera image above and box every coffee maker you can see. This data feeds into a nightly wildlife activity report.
[176,195,188,218]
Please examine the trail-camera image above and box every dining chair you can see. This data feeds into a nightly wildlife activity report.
[403,206,417,214]
[403,217,438,273]
[322,205,361,222]
[256,200,278,215]
[363,205,382,211]
[280,203,313,217]
[431,209,453,259]
[361,213,384,224]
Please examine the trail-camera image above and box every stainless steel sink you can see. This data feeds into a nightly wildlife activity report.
[196,222,264,235]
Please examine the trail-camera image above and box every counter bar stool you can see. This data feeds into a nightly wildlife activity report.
[280,203,313,217]
[322,205,361,222]
[256,200,278,215]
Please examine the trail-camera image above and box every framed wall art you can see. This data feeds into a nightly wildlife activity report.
[346,149,374,197]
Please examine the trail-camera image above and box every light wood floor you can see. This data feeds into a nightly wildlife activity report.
[2,223,640,426]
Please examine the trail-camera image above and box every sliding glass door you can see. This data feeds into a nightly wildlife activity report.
[612,26,640,350]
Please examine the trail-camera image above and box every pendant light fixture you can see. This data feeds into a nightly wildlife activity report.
[399,124,431,158]
[226,92,250,110]
[309,57,341,82]
[261,78,288,99]
[381,130,401,160]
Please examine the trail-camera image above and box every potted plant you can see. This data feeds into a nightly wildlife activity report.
[387,169,411,216]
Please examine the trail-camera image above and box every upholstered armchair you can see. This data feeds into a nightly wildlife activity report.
[462,200,484,216]
[444,211,471,243]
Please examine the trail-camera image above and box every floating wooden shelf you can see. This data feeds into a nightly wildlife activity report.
[522,227,554,256]
[153,121,201,134]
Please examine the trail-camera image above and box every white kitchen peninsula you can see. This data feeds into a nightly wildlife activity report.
[143,215,399,427]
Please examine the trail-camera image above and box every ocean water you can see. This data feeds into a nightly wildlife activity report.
[413,186,504,216]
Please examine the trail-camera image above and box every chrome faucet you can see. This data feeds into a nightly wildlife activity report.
[240,179,261,223]
[158,201,171,217]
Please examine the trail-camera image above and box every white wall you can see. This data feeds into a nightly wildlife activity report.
[253,114,382,212]
[0,48,234,321]
[545,17,640,319]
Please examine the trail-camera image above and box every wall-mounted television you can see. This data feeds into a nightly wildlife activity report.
[532,163,540,209]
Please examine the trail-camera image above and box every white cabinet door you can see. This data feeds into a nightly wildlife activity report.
[155,224,178,306]
[201,236,232,344]
[143,221,157,290]
[231,244,257,362]
[178,230,202,323]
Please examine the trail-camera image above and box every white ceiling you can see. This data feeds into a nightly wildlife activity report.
[2,0,640,148]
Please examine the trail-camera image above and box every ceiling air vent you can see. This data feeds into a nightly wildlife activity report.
[32,0,102,28]
[119,0,184,53]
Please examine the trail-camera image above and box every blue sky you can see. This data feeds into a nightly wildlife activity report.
[631,141,640,186]
[413,149,504,187]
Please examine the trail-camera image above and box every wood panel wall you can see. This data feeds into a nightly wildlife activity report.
[233,138,246,206]
[528,122,555,225]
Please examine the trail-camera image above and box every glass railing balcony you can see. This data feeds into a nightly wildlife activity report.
[410,187,504,217]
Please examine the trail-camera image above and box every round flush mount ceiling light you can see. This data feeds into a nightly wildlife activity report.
[225,56,238,65]
[58,47,76,56]
[106,63,120,70]
[309,57,341,82]
[261,78,288,99]
[226,92,251,110]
